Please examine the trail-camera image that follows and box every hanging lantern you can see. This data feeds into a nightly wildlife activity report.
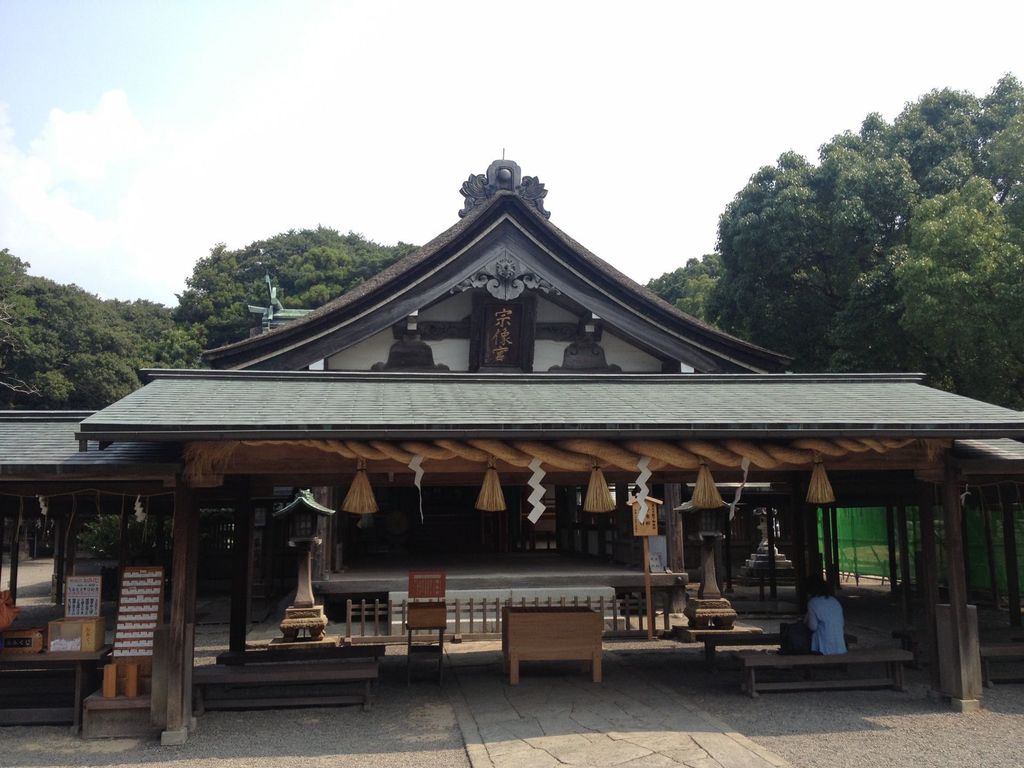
[475,456,506,512]
[342,459,379,514]
[583,461,615,513]
[806,454,836,504]
[691,461,725,509]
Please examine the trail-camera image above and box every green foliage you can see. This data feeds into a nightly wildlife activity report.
[646,254,720,321]
[175,227,417,350]
[654,73,1024,407]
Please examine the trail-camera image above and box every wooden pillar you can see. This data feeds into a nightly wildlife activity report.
[1000,485,1021,627]
[662,483,686,612]
[917,482,942,692]
[981,495,999,609]
[886,506,899,594]
[821,506,835,590]
[941,457,980,705]
[830,507,841,589]
[790,476,807,611]
[118,496,130,593]
[7,505,21,602]
[0,512,7,593]
[723,512,733,594]
[961,497,972,598]
[52,510,64,605]
[897,503,913,627]
[229,481,254,654]
[766,506,778,599]
[163,481,198,745]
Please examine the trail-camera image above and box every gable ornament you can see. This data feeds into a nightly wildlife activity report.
[459,158,551,219]
[452,250,560,301]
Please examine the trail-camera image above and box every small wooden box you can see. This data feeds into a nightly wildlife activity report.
[0,627,45,655]
[406,602,447,630]
[48,617,106,653]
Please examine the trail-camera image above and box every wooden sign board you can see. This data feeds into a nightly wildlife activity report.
[631,496,662,537]
[408,570,446,600]
[65,576,102,618]
[113,566,164,660]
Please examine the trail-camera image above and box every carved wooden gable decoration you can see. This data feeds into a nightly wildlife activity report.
[203,159,790,374]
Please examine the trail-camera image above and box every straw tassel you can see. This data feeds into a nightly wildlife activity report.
[806,454,836,504]
[475,456,506,512]
[583,461,615,513]
[342,458,379,514]
[691,461,725,509]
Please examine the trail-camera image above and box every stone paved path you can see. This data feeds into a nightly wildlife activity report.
[446,644,787,768]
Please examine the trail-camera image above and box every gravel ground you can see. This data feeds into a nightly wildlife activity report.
[3,654,470,768]
[5,559,1024,768]
[605,641,1024,768]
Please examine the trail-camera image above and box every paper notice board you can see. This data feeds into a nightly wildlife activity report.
[113,566,164,659]
[65,575,102,618]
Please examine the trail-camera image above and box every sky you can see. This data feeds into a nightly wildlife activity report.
[1,1,1023,307]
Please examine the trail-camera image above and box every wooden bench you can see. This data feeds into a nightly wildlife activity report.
[734,648,912,698]
[192,660,378,714]
[980,644,1024,687]
[702,632,857,671]
[215,643,385,666]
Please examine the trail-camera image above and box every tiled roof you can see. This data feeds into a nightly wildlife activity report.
[955,439,1024,461]
[76,370,1024,442]
[0,412,179,475]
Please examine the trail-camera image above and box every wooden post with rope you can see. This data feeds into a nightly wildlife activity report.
[630,495,661,640]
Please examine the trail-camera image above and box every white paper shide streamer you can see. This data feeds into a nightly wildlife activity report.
[729,457,751,520]
[635,456,652,522]
[527,458,546,523]
[408,454,425,523]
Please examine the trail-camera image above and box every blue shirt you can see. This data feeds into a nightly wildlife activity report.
[806,596,847,655]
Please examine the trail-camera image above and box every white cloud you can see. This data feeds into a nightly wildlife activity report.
[1,2,1021,307]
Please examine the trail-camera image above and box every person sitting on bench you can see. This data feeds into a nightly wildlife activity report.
[806,576,847,655]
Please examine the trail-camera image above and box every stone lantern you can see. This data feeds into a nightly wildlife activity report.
[272,489,335,644]
[682,505,738,630]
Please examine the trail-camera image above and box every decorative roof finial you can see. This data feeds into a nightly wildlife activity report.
[459,159,550,219]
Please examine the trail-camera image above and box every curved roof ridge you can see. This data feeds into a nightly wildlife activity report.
[203,192,791,370]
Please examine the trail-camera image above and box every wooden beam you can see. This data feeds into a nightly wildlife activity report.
[1000,484,1021,627]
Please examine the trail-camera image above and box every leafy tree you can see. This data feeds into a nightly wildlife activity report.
[897,178,1024,405]
[646,254,721,321]
[0,250,195,409]
[695,74,1024,406]
[175,227,417,350]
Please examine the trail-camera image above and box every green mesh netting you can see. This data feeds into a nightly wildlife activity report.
[817,502,1024,593]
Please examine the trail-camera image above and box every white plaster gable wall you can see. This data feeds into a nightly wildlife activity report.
[601,330,664,371]
[534,340,569,371]
[429,339,470,371]
[418,290,472,320]
[325,327,395,370]
[534,296,578,323]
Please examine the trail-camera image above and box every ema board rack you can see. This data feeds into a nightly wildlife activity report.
[113,566,164,660]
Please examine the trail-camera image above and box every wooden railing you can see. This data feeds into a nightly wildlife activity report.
[340,594,657,643]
